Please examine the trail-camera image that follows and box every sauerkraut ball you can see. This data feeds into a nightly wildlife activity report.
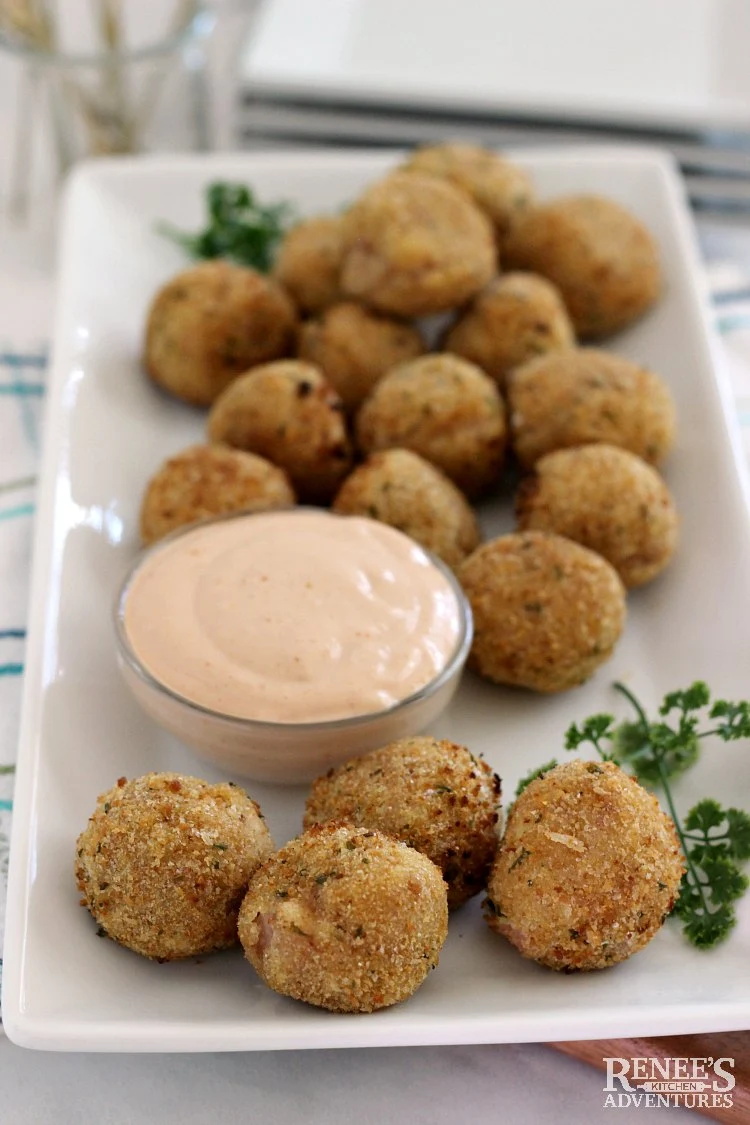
[503,195,662,339]
[401,142,535,240]
[144,260,297,406]
[443,273,575,389]
[75,773,274,961]
[139,444,296,545]
[272,215,344,314]
[297,301,425,413]
[484,760,684,971]
[332,449,481,569]
[340,172,496,317]
[356,354,507,498]
[507,348,676,469]
[458,531,626,693]
[238,823,448,1012]
[515,443,679,588]
[304,736,502,909]
[207,360,353,503]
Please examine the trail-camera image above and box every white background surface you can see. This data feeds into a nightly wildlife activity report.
[0,0,744,1120]
[0,1041,695,1124]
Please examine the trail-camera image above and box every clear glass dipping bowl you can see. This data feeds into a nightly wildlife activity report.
[114,511,473,785]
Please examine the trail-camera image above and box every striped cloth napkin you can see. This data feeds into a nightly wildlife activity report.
[0,342,46,996]
[2,267,750,1011]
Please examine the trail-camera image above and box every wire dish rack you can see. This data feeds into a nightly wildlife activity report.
[238,92,750,221]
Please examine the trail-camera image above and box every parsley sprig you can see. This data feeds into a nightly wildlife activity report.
[515,759,559,797]
[560,681,750,949]
[159,182,293,272]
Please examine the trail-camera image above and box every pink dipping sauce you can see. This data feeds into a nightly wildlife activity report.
[124,509,462,724]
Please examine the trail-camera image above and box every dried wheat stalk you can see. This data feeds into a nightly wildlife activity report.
[2,0,201,212]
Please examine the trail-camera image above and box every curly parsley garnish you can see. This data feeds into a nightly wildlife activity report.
[159,182,293,272]
[514,759,559,797]
[565,681,750,949]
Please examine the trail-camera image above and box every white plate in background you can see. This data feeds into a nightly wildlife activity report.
[3,147,750,1051]
[240,0,750,133]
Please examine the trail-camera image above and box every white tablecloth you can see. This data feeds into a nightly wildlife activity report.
[2,3,749,1121]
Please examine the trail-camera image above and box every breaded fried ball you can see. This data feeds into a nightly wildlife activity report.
[340,172,496,317]
[356,354,506,497]
[332,449,481,569]
[297,301,425,413]
[207,360,353,503]
[401,142,535,239]
[139,444,296,545]
[484,760,684,971]
[272,215,344,314]
[75,773,274,962]
[507,348,676,469]
[443,273,575,390]
[304,737,502,909]
[503,195,662,339]
[144,260,297,407]
[238,823,448,1012]
[458,531,626,693]
[516,443,679,588]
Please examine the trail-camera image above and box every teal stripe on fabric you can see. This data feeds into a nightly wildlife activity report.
[0,630,25,640]
[0,664,23,676]
[0,351,47,368]
[717,313,750,334]
[0,800,12,812]
[0,383,45,396]
[1,349,46,451]
[0,502,35,522]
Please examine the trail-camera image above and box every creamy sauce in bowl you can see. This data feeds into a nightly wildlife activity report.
[121,509,464,724]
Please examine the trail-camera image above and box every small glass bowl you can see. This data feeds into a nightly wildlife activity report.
[114,512,473,785]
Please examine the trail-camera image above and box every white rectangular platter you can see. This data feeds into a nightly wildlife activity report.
[4,148,750,1051]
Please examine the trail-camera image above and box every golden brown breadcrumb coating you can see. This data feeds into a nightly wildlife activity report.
[272,215,344,314]
[458,531,626,693]
[304,736,501,909]
[207,360,353,503]
[516,443,679,587]
[297,301,425,413]
[144,260,297,407]
[139,443,295,545]
[332,449,481,569]
[75,773,274,961]
[340,172,496,317]
[503,194,662,339]
[507,348,675,469]
[443,272,575,390]
[484,759,684,970]
[238,822,448,1012]
[356,354,506,498]
[401,143,535,239]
